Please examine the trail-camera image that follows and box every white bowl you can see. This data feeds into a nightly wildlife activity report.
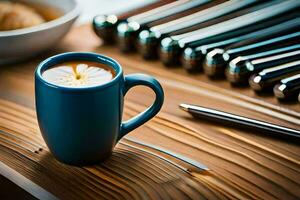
[0,0,80,64]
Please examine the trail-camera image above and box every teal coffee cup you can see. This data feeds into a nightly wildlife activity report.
[35,52,164,166]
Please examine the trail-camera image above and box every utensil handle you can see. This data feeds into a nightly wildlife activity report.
[183,104,300,140]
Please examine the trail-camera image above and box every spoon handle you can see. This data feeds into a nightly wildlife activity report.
[180,103,300,141]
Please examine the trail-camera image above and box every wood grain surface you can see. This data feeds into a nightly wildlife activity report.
[0,25,300,200]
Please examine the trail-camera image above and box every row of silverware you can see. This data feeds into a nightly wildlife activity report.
[93,0,300,102]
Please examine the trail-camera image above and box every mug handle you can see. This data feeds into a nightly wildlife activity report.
[118,74,164,140]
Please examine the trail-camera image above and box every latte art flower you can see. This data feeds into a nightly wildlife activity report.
[42,64,113,88]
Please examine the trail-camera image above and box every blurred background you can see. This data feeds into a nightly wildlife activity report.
[76,0,155,24]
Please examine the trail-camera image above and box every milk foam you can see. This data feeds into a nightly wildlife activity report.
[42,64,113,88]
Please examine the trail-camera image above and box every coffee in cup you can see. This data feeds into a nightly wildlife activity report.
[42,61,115,88]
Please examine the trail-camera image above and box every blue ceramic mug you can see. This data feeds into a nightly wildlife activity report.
[35,52,164,166]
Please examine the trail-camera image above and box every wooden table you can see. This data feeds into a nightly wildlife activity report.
[1,25,300,200]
